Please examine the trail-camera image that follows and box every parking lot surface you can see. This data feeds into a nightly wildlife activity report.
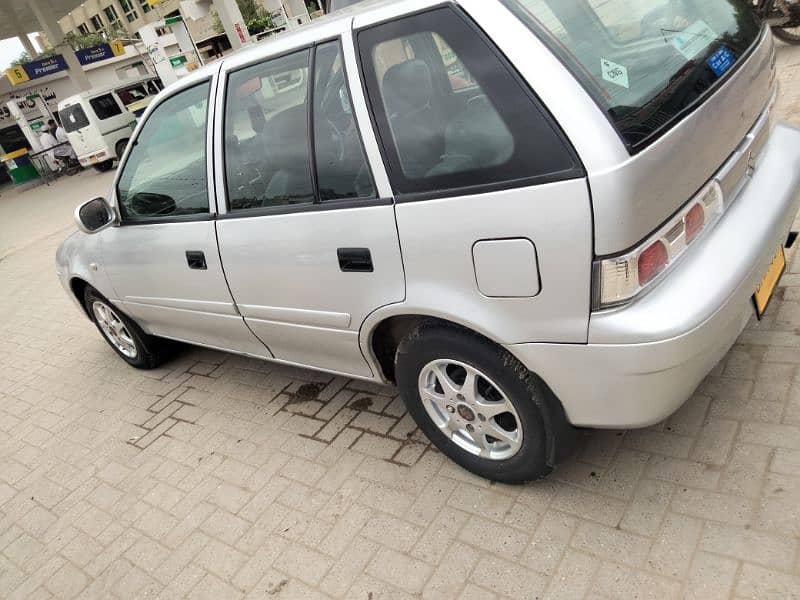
[2,46,800,600]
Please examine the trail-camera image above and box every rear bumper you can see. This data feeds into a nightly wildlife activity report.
[508,123,800,428]
[77,147,112,166]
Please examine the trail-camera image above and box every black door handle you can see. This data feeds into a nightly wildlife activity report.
[186,250,207,270]
[338,248,373,272]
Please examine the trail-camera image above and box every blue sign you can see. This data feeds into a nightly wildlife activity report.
[76,44,115,66]
[21,54,68,80]
[707,46,736,78]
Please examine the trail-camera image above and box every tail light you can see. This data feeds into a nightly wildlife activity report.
[593,181,724,309]
[684,203,705,244]
[637,241,668,285]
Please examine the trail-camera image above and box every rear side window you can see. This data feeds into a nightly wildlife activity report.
[357,6,580,197]
[90,94,123,120]
[225,49,314,211]
[60,104,89,133]
[313,40,375,201]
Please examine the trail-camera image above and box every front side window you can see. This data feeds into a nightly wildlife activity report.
[504,0,762,148]
[357,7,579,196]
[60,104,89,133]
[117,82,210,222]
[90,94,123,120]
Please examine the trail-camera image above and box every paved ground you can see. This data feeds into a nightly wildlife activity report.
[0,169,115,260]
[2,46,800,600]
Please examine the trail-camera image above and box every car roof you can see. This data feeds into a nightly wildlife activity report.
[138,0,449,102]
[215,0,437,70]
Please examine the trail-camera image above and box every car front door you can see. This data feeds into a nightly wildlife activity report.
[102,76,272,358]
[214,36,404,378]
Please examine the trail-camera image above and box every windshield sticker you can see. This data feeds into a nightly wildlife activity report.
[707,46,736,77]
[601,58,630,89]
[672,20,717,60]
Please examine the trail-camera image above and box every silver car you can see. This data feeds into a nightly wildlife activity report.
[57,0,800,482]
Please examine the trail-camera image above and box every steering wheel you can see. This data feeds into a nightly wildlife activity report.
[467,93,490,109]
[235,162,265,205]
[321,117,346,164]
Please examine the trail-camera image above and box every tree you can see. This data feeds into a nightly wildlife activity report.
[105,21,129,41]
[10,52,32,66]
[10,48,55,66]
[10,24,128,66]
[237,0,264,22]
[212,0,273,36]
[212,11,224,35]
[63,31,106,51]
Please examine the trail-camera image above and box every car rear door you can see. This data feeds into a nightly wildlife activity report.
[214,26,404,378]
[59,101,97,158]
[353,2,593,345]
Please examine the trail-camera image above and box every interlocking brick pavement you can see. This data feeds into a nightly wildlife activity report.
[2,44,800,600]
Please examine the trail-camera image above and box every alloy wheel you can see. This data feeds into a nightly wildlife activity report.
[418,359,523,460]
[92,300,138,359]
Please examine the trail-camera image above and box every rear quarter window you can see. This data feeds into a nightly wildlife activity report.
[90,94,123,120]
[60,104,90,133]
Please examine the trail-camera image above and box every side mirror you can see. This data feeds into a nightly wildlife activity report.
[75,197,116,234]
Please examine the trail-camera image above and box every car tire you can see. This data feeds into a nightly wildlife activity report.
[395,322,566,483]
[115,139,129,161]
[84,286,167,369]
[93,159,114,172]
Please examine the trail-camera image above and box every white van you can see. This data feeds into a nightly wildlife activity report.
[57,89,136,172]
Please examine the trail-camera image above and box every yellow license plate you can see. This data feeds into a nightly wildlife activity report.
[754,246,786,318]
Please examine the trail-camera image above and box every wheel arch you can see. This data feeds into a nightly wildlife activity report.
[364,311,507,384]
[366,311,578,469]
[363,307,559,398]
[114,137,130,160]
[69,277,92,319]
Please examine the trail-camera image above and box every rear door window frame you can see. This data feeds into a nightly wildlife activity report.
[354,3,585,202]
[216,36,382,220]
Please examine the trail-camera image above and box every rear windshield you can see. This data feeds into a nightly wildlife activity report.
[60,104,89,133]
[504,0,762,150]
[90,94,123,120]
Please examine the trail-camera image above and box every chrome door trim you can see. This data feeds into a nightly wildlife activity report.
[121,296,239,316]
[212,52,230,217]
[237,304,352,328]
[206,63,223,216]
